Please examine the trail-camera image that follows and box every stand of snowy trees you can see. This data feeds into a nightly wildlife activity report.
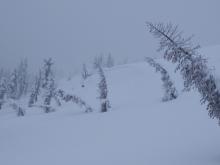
[0,59,29,110]
[0,56,112,115]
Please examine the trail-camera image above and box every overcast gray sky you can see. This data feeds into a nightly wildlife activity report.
[0,0,220,76]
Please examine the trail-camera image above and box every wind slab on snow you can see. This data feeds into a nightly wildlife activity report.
[0,46,220,165]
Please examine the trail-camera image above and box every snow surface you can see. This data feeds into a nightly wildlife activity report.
[1,46,220,165]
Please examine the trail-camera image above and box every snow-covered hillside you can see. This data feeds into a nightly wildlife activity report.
[1,46,220,165]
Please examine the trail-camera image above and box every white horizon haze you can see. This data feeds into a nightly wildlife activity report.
[0,0,220,76]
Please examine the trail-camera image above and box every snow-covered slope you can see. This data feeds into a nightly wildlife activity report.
[1,46,220,165]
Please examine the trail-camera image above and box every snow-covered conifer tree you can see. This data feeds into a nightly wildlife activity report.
[29,59,60,112]
[93,54,104,70]
[17,107,25,116]
[17,59,28,98]
[98,66,109,112]
[42,58,53,88]
[81,63,91,87]
[10,103,25,116]
[7,59,29,100]
[146,57,178,101]
[147,22,220,124]
[29,70,42,107]
[8,69,18,99]
[0,77,7,109]
[57,90,93,113]
[42,58,56,113]
[81,64,90,80]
